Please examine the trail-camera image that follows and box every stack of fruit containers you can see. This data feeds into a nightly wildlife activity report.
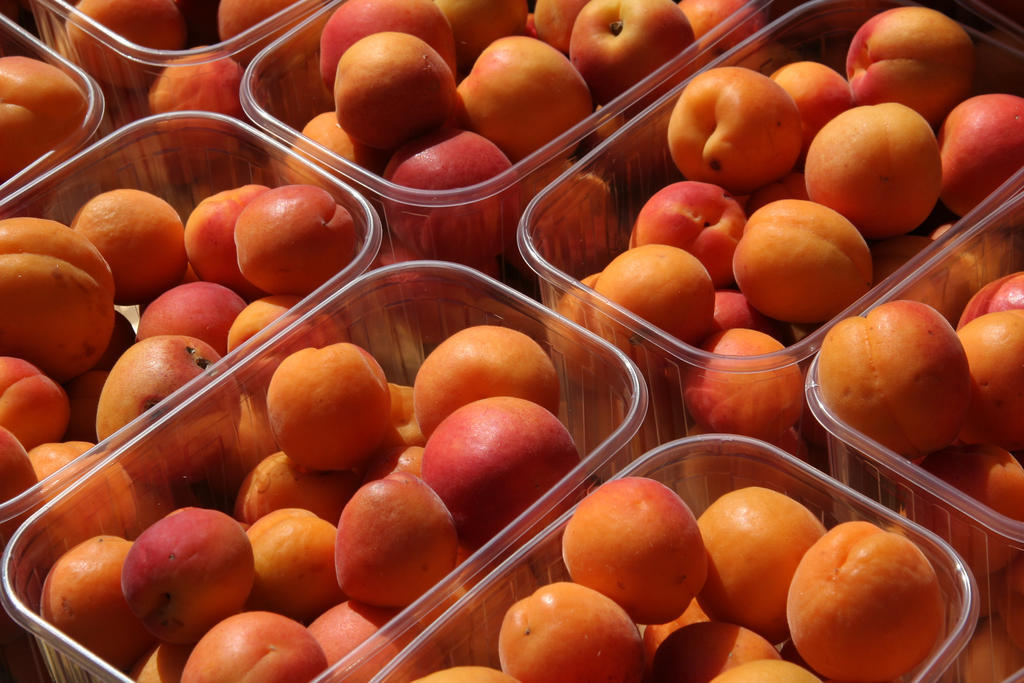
[0,10,103,197]
[0,109,383,680]
[0,259,647,682]
[806,180,1024,682]
[239,0,777,291]
[518,0,1024,464]
[24,0,328,134]
[365,434,977,682]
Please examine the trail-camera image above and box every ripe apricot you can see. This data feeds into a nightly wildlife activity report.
[709,659,822,682]
[308,600,401,667]
[412,325,560,438]
[786,520,945,682]
[27,440,93,481]
[561,476,707,625]
[414,666,520,682]
[649,620,782,682]
[696,486,826,645]
[642,598,710,677]
[498,581,644,682]
[0,425,37,504]
[225,294,302,354]
[957,309,1024,451]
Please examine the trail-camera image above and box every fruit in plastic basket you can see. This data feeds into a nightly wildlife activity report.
[27,440,92,480]
[678,0,766,50]
[226,294,302,353]
[179,610,328,682]
[435,0,529,75]
[958,271,1024,328]
[412,324,560,438]
[233,450,362,525]
[318,0,457,91]
[731,199,872,325]
[413,666,520,682]
[94,334,222,441]
[708,289,786,341]
[666,66,802,196]
[628,180,745,289]
[870,233,933,284]
[768,60,853,162]
[421,395,580,551]
[121,507,255,644]
[136,282,248,357]
[683,329,805,445]
[694,486,826,645]
[216,0,293,41]
[0,55,90,183]
[0,217,115,383]
[40,535,156,672]
[498,580,644,682]
[147,52,245,119]
[708,658,822,683]
[561,476,708,625]
[956,309,1024,451]
[816,299,971,460]
[786,520,945,681]
[804,103,942,240]
[335,471,459,608]
[593,243,715,346]
[233,183,358,296]
[938,93,1024,218]
[845,5,974,128]
[533,0,590,53]
[307,600,402,667]
[0,357,70,450]
[568,0,696,106]
[71,188,189,306]
[333,32,458,152]
[245,507,345,623]
[0,425,36,505]
[382,127,515,268]
[266,342,391,472]
[130,641,192,682]
[298,111,391,176]
[184,183,271,301]
[456,35,593,162]
[649,619,782,681]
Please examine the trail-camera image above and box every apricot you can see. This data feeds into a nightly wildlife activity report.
[0,425,38,504]
[147,53,244,118]
[641,598,711,676]
[307,600,401,667]
[533,0,590,53]
[136,281,247,357]
[436,0,528,74]
[0,217,115,382]
[871,233,933,284]
[769,60,853,162]
[216,0,293,41]
[786,520,945,682]
[412,324,560,438]
[362,445,425,483]
[334,472,459,608]
[266,342,391,472]
[958,271,1024,328]
[414,667,520,682]
[956,309,1024,451]
[130,642,192,683]
[731,199,873,324]
[682,329,805,444]
[62,369,107,443]
[649,620,782,682]
[709,659,821,682]
[0,357,70,450]
[695,486,826,645]
[225,294,302,353]
[233,450,362,525]
[40,535,155,672]
[379,382,426,450]
[804,102,942,239]
[498,581,644,682]
[815,300,971,459]
[245,507,345,624]
[667,65,802,195]
[298,111,391,176]
[594,243,715,346]
[26,440,93,481]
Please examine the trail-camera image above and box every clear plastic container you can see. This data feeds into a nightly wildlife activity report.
[25,0,326,134]
[240,0,777,290]
[0,10,103,198]
[0,260,648,683]
[370,433,978,683]
[952,0,1024,48]
[518,0,1024,463]
[806,181,1024,682]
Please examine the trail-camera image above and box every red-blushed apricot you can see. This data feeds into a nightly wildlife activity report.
[958,271,1024,328]
[498,581,644,682]
[233,450,362,525]
[594,243,715,346]
[266,342,391,472]
[71,188,188,306]
[956,310,1024,451]
[815,300,971,460]
[335,472,459,608]
[562,476,707,625]
[786,520,945,682]
[650,620,782,682]
[41,535,156,672]
[307,600,401,668]
[136,281,247,357]
[696,486,826,645]
[412,324,560,438]
[732,199,873,324]
[180,610,328,682]
[667,65,802,196]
